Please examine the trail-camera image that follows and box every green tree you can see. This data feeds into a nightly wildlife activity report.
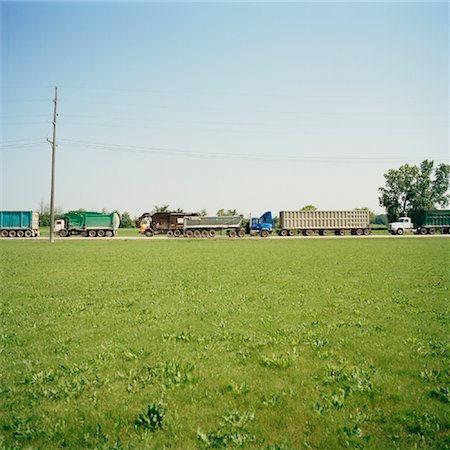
[379,160,450,221]
[174,208,184,213]
[216,209,238,216]
[300,205,317,211]
[154,205,170,213]
[373,214,388,225]
[38,202,63,227]
[120,212,134,228]
[199,209,208,216]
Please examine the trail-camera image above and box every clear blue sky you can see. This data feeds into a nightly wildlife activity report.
[1,1,448,217]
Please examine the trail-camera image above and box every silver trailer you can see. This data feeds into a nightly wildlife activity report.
[279,210,371,236]
[183,215,244,238]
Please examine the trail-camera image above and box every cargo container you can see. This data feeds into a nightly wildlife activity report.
[138,212,198,237]
[279,210,370,236]
[54,211,121,237]
[183,215,245,238]
[0,211,39,237]
[389,210,450,235]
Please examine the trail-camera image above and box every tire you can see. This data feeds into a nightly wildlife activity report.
[288,229,295,237]
[441,228,448,234]
[396,228,403,235]
[238,229,245,238]
[335,229,344,236]
[428,228,435,235]
[105,231,113,237]
[363,228,371,235]
[167,230,174,237]
[145,229,154,237]
[280,229,288,237]
[1,230,8,238]
[260,229,269,238]
[17,230,24,238]
[88,230,97,238]
[59,229,68,237]
[174,229,181,237]
[321,229,328,236]
[228,230,237,238]
[24,230,32,238]
[81,231,88,237]
[209,229,216,238]
[356,229,363,236]
[97,230,105,237]
[305,229,313,237]
[201,230,209,238]
[185,230,193,238]
[9,230,16,237]
[193,230,202,238]
[419,227,427,235]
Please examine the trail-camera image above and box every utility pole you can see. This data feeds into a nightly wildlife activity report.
[48,86,58,243]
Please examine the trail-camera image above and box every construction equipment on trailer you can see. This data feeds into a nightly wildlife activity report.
[0,211,39,238]
[279,210,371,236]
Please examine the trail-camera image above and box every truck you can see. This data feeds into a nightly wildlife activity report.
[138,212,198,237]
[0,211,39,237]
[389,210,450,235]
[279,210,371,236]
[54,211,121,237]
[249,211,275,237]
[183,215,245,238]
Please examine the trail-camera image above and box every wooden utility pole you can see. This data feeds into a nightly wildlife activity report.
[49,86,58,243]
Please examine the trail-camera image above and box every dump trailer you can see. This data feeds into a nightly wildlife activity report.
[389,210,450,235]
[54,211,121,237]
[279,210,371,236]
[139,212,198,237]
[0,211,39,237]
[183,215,244,238]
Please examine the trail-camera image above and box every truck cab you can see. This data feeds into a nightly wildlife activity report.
[389,217,413,235]
[250,211,274,237]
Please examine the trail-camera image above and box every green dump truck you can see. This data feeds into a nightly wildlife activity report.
[54,211,121,237]
[389,210,450,235]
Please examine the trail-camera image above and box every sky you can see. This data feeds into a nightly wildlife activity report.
[1,1,448,218]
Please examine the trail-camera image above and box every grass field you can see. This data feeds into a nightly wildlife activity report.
[1,238,448,448]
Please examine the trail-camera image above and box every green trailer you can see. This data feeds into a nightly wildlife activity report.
[54,211,121,237]
[409,210,450,235]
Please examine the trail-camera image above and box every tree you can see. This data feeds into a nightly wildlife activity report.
[154,205,170,213]
[174,208,184,213]
[199,209,208,216]
[379,160,450,221]
[300,205,317,211]
[120,212,134,228]
[373,214,388,226]
[38,202,63,227]
[354,207,376,223]
[217,209,238,216]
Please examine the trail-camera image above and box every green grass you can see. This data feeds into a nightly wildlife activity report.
[1,238,448,448]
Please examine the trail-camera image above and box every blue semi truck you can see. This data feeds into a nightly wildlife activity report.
[0,211,40,237]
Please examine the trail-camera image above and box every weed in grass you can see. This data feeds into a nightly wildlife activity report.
[135,401,165,431]
[223,381,249,396]
[429,386,450,403]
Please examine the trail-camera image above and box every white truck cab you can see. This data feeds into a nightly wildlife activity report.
[54,219,66,233]
[389,217,413,235]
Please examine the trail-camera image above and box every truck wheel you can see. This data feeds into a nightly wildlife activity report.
[228,230,237,238]
[396,228,403,235]
[280,229,288,237]
[9,230,16,237]
[59,229,68,237]
[320,229,328,236]
[260,229,269,238]
[174,229,181,237]
[363,228,371,235]
[167,231,174,237]
[441,228,448,234]
[105,231,113,237]
[356,229,363,236]
[193,230,201,238]
[419,228,427,235]
[208,229,216,238]
[97,230,105,237]
[428,228,435,235]
[88,230,97,238]
[17,230,24,238]
[288,229,295,236]
[238,229,245,238]
[145,229,154,237]
[305,229,313,237]
[335,229,344,236]
[185,230,193,238]
[24,230,32,238]
[1,230,8,238]
[201,230,209,238]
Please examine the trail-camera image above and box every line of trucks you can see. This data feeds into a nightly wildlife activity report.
[1,209,450,238]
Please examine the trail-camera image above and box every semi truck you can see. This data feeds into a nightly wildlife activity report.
[249,211,275,237]
[138,212,198,237]
[0,211,39,237]
[389,210,450,235]
[278,210,371,236]
[54,211,121,237]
